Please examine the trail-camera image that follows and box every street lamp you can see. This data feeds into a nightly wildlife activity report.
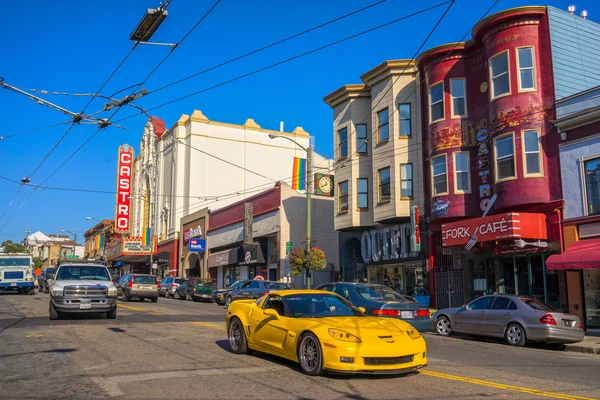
[268,133,313,289]
[60,229,78,257]
[86,217,107,260]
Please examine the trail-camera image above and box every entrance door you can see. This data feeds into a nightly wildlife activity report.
[566,271,585,324]
[516,256,529,296]
[502,258,516,295]
[530,255,545,300]
[583,269,600,328]
[435,266,464,309]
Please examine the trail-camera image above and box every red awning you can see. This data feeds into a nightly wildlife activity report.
[546,238,600,270]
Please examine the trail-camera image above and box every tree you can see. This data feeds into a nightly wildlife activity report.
[1,240,27,253]
[289,247,326,276]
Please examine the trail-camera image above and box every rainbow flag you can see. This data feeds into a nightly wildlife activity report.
[142,227,151,247]
[292,157,306,190]
[95,234,104,250]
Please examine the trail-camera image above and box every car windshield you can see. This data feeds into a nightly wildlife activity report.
[175,278,186,284]
[355,286,413,303]
[200,281,215,288]
[134,276,157,284]
[285,294,363,318]
[264,282,291,290]
[522,298,556,312]
[56,266,110,281]
[232,281,246,289]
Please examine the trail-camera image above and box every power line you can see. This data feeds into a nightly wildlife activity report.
[0,121,71,140]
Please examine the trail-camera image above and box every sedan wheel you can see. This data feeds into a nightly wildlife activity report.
[298,333,324,376]
[505,324,526,347]
[436,316,452,336]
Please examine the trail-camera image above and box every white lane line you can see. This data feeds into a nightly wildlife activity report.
[91,366,285,397]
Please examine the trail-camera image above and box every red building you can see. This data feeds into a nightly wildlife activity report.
[417,6,566,310]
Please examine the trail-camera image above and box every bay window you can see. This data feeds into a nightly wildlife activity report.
[494,133,516,181]
[490,51,510,99]
[431,155,448,196]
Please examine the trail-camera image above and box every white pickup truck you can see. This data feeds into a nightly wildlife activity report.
[49,263,118,320]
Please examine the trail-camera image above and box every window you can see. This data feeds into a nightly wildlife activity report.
[467,296,494,310]
[248,281,260,289]
[453,152,471,193]
[508,301,518,310]
[584,157,600,215]
[400,163,413,198]
[356,124,367,154]
[338,181,348,213]
[490,296,511,310]
[490,51,510,98]
[399,103,411,136]
[431,155,448,196]
[378,167,391,202]
[517,47,535,91]
[357,178,368,209]
[377,108,389,142]
[429,82,444,122]
[338,127,348,159]
[522,130,541,176]
[494,133,516,181]
[450,79,467,117]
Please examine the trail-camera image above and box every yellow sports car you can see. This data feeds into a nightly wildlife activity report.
[226,290,427,375]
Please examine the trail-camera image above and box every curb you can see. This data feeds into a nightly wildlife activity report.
[565,343,600,355]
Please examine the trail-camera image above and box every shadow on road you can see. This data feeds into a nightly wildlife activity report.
[0,348,76,358]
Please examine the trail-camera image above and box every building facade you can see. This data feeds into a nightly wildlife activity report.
[83,220,114,261]
[323,60,426,297]
[179,208,208,278]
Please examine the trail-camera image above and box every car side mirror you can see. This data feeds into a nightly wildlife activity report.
[263,308,281,320]
[358,306,367,313]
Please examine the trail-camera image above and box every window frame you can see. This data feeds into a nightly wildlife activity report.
[430,154,448,197]
[357,178,369,210]
[338,180,349,214]
[521,129,543,178]
[378,167,391,204]
[376,108,390,144]
[489,50,511,101]
[581,155,600,217]
[429,81,445,124]
[398,103,412,137]
[400,163,413,199]
[493,132,517,183]
[338,127,348,160]
[450,78,467,118]
[453,151,471,194]
[356,123,368,155]
[516,46,537,93]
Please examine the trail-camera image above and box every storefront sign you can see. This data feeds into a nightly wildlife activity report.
[184,226,203,243]
[441,212,547,247]
[361,223,419,264]
[492,244,546,255]
[122,237,155,255]
[189,238,206,253]
[114,145,134,234]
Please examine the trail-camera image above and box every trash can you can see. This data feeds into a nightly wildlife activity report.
[413,294,430,308]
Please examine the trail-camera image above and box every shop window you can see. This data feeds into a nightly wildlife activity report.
[584,269,600,328]
[400,163,413,198]
[453,151,471,193]
[494,133,516,182]
[338,127,348,159]
[523,130,542,176]
[431,154,448,196]
[357,178,368,209]
[378,167,391,202]
[429,82,444,123]
[450,79,467,117]
[517,47,536,91]
[356,124,367,154]
[490,51,510,99]
[377,108,389,142]
[338,181,348,213]
[584,157,600,215]
[399,103,411,136]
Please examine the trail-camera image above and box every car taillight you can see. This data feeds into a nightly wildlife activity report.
[193,288,196,293]
[173,283,179,287]
[414,309,430,318]
[373,309,399,316]
[578,321,584,330]
[156,282,161,289]
[128,276,134,288]
[539,314,557,325]
[262,291,269,296]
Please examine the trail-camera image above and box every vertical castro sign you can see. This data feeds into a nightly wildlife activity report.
[115,144,134,234]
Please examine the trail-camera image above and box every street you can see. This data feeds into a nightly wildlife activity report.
[0,293,597,400]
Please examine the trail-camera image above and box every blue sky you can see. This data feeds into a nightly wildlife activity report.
[0,0,597,243]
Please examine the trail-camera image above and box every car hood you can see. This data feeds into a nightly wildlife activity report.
[52,280,115,289]
[317,316,408,339]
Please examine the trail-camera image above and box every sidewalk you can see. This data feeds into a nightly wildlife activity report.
[565,334,600,355]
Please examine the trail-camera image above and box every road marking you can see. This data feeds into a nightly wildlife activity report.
[190,321,226,332]
[421,370,597,400]
[117,304,162,315]
[91,366,284,397]
[25,334,44,338]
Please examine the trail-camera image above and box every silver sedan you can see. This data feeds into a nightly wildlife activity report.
[433,294,584,346]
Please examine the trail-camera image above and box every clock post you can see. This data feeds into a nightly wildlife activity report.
[305,147,312,289]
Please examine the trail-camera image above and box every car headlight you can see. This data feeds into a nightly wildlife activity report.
[406,325,421,340]
[328,329,361,343]
[108,288,117,297]
[51,288,64,297]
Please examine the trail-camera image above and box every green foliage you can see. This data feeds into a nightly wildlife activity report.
[289,247,326,276]
[1,240,27,253]
[33,257,43,270]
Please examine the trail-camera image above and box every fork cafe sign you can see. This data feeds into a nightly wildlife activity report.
[361,207,421,263]
[441,212,548,247]
[114,144,134,234]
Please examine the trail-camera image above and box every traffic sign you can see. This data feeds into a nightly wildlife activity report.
[67,255,80,259]
[285,241,293,253]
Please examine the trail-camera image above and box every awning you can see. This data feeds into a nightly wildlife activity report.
[546,238,600,270]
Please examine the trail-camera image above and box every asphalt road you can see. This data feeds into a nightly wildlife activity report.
[0,290,599,400]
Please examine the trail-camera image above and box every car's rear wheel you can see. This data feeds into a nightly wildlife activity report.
[228,318,251,354]
[49,302,60,320]
[165,290,170,299]
[505,323,526,347]
[120,292,128,302]
[436,316,452,336]
[107,307,117,319]
[174,291,180,300]
[298,332,324,376]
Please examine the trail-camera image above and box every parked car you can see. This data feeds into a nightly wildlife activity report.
[433,294,585,346]
[159,276,187,298]
[176,279,216,302]
[316,282,431,332]
[229,280,291,303]
[37,267,56,294]
[115,274,159,302]
[174,278,196,300]
[212,280,250,306]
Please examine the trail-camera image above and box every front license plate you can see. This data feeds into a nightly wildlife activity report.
[80,301,91,310]
[401,311,414,319]
[10,283,16,287]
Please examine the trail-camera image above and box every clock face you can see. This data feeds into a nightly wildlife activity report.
[318,176,332,193]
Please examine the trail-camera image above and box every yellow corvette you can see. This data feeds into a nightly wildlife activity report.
[226,290,427,376]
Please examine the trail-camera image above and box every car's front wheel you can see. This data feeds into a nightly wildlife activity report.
[49,302,60,320]
[106,307,117,319]
[298,333,324,376]
[228,317,251,354]
[436,316,452,336]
